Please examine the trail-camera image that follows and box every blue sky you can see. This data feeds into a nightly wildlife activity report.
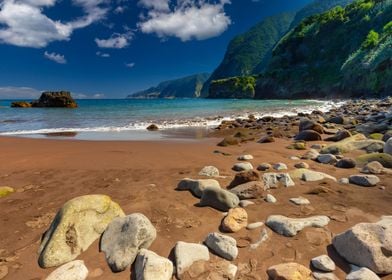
[0,0,311,99]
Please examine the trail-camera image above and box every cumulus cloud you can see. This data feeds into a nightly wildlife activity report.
[0,86,41,99]
[95,32,133,48]
[0,0,109,48]
[138,0,231,41]
[44,51,67,64]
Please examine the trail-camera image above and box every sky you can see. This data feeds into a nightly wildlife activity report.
[0,0,312,99]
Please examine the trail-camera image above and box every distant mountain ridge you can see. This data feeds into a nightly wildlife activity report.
[201,0,355,97]
[128,73,210,99]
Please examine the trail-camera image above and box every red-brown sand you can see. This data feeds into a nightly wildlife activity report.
[0,136,391,279]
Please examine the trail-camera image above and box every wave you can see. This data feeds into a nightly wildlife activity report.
[0,100,346,136]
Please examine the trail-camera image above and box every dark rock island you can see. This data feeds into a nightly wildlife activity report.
[11,91,78,108]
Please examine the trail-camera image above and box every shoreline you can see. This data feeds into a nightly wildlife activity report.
[0,98,391,279]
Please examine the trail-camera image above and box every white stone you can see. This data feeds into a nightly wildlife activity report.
[273,163,288,171]
[45,260,88,280]
[135,249,173,280]
[232,162,254,172]
[265,194,277,203]
[199,166,219,177]
[311,255,335,272]
[289,197,310,205]
[238,154,254,161]
[204,232,238,261]
[246,222,264,230]
[266,215,330,237]
[174,241,210,276]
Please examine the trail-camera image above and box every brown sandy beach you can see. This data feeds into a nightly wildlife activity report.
[0,133,391,279]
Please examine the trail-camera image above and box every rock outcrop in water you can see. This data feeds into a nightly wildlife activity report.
[11,91,78,108]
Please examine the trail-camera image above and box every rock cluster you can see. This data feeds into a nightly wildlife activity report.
[12,91,78,108]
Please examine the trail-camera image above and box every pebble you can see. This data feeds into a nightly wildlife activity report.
[265,194,277,203]
[289,156,300,160]
[289,197,310,205]
[317,154,337,164]
[238,154,254,161]
[294,162,309,169]
[198,166,220,177]
[311,255,336,272]
[257,163,271,171]
[338,178,349,184]
[239,200,254,207]
[335,158,356,169]
[246,222,264,230]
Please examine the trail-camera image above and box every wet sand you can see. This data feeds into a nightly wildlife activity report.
[0,136,391,279]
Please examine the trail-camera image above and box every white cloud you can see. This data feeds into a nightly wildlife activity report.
[138,0,231,41]
[138,0,170,11]
[44,51,67,64]
[96,51,111,58]
[0,0,109,48]
[95,32,133,48]
[125,62,135,68]
[0,86,41,99]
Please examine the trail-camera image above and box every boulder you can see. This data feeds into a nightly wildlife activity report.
[11,101,32,108]
[177,178,221,198]
[229,170,260,188]
[361,161,384,174]
[325,129,351,142]
[267,262,312,280]
[266,215,330,237]
[229,181,265,199]
[199,187,239,212]
[384,137,392,155]
[45,260,88,280]
[289,169,336,182]
[204,232,238,261]
[295,130,322,141]
[198,166,220,177]
[317,154,337,164]
[299,118,324,134]
[273,163,287,171]
[31,91,78,108]
[146,124,159,131]
[346,267,381,280]
[38,195,125,268]
[221,207,248,233]
[356,153,392,168]
[320,134,384,154]
[135,249,173,280]
[101,213,157,272]
[335,158,356,169]
[332,216,392,274]
[232,162,254,172]
[174,241,210,277]
[0,186,14,198]
[311,255,335,272]
[349,175,380,187]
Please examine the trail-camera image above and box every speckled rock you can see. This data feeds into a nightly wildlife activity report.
[221,208,248,233]
[198,166,219,177]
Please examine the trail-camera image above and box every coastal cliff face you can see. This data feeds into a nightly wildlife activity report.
[209,0,392,99]
[203,0,354,98]
[128,73,210,99]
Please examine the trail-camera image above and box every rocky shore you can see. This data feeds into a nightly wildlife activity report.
[0,98,391,280]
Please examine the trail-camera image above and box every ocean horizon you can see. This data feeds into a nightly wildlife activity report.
[0,98,345,140]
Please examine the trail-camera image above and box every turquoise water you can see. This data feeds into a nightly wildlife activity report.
[0,99,342,140]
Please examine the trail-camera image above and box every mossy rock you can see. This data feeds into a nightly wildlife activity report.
[356,153,392,168]
[287,142,306,150]
[0,186,14,198]
[369,133,383,140]
[321,134,384,154]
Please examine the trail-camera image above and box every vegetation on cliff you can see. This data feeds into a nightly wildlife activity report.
[128,73,210,99]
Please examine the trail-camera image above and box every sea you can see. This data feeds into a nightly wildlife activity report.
[0,99,344,141]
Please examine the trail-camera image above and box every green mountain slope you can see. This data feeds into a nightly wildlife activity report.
[255,0,392,98]
[127,73,210,99]
[203,0,354,97]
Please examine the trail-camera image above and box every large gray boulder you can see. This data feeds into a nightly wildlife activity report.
[38,195,125,268]
[199,187,239,211]
[204,232,238,261]
[177,178,220,198]
[332,216,392,274]
[266,215,330,237]
[101,213,157,272]
[384,137,392,155]
[135,249,173,280]
[174,241,209,277]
